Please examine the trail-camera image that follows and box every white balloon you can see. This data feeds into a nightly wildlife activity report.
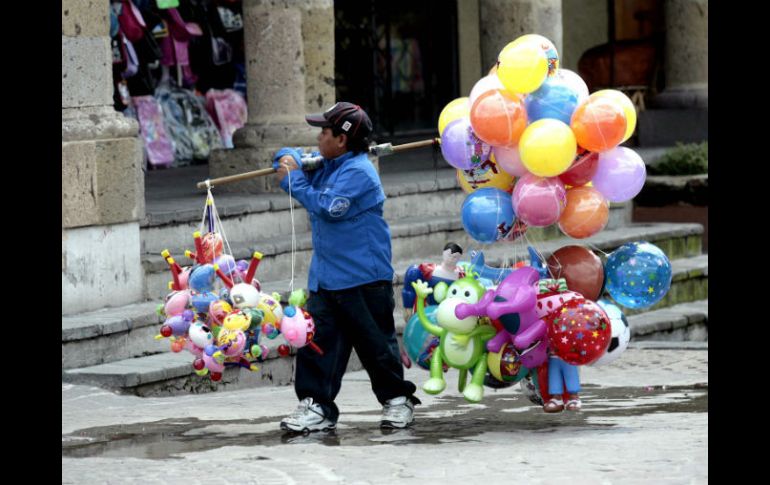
[469,74,505,106]
[555,68,589,103]
[591,299,631,366]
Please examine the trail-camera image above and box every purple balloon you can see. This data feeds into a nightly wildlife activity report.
[512,173,567,227]
[441,118,491,170]
[593,147,647,202]
[214,254,237,275]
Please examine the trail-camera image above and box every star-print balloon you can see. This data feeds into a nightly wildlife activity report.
[546,298,611,365]
[604,241,672,309]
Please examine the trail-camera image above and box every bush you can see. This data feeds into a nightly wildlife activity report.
[648,142,708,175]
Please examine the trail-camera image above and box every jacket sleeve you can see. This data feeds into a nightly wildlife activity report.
[280,164,381,222]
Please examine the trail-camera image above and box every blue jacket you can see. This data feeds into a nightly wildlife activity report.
[279,151,394,291]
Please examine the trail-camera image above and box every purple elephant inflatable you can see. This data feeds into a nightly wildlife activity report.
[455,267,548,368]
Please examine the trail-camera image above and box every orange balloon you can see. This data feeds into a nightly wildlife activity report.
[558,186,609,239]
[470,89,528,147]
[570,96,627,153]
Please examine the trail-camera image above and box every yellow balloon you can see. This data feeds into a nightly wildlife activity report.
[496,41,548,93]
[438,97,470,136]
[456,153,515,194]
[487,345,505,382]
[510,34,560,77]
[593,89,637,142]
[519,119,577,177]
[257,292,284,325]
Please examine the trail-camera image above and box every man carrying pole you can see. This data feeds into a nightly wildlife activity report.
[273,102,420,433]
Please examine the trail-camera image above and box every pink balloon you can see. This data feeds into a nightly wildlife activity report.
[512,173,567,227]
[493,146,529,176]
[221,330,247,357]
[202,352,225,373]
[178,267,192,290]
[164,290,191,317]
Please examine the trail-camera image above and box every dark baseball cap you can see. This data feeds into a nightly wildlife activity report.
[305,102,373,141]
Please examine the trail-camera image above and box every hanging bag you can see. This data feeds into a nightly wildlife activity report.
[118,0,146,42]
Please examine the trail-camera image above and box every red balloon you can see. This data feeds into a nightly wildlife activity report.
[558,147,599,187]
[210,372,223,382]
[278,344,291,357]
[192,358,205,371]
[546,245,604,301]
[545,298,611,365]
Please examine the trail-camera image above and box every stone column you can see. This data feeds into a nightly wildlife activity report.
[299,0,336,113]
[479,0,562,72]
[62,0,145,315]
[654,0,708,108]
[209,0,332,193]
[458,0,483,95]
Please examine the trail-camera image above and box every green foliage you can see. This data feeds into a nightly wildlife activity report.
[648,142,708,175]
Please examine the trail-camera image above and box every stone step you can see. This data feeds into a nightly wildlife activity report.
[627,300,708,342]
[141,168,463,254]
[218,220,701,304]
[61,299,707,397]
[62,338,364,398]
[271,252,707,334]
[142,201,632,300]
[62,301,165,370]
[65,222,704,370]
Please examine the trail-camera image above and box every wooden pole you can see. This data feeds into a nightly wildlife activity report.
[197,138,440,189]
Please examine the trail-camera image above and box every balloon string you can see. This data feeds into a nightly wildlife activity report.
[210,191,236,283]
[287,169,296,294]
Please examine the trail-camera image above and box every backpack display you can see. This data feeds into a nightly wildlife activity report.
[205,89,247,149]
[155,81,223,164]
[133,95,175,168]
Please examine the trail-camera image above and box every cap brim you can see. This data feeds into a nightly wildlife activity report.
[305,113,331,127]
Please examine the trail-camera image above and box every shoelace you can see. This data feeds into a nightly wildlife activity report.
[289,398,313,419]
[383,400,411,416]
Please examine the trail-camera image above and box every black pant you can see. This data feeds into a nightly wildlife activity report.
[294,280,418,422]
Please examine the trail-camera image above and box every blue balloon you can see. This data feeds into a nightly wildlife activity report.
[461,188,516,244]
[189,264,216,293]
[604,242,672,309]
[191,291,219,313]
[524,76,580,125]
[403,305,440,370]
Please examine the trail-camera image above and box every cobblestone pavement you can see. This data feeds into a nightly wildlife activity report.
[62,346,708,484]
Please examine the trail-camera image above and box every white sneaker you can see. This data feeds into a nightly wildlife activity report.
[380,396,415,429]
[280,397,336,433]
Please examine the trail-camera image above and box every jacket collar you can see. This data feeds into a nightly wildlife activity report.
[325,151,356,171]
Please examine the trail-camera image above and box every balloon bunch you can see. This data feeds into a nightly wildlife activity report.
[276,289,324,357]
[439,34,647,243]
[155,194,323,382]
[157,244,271,382]
[405,240,672,406]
